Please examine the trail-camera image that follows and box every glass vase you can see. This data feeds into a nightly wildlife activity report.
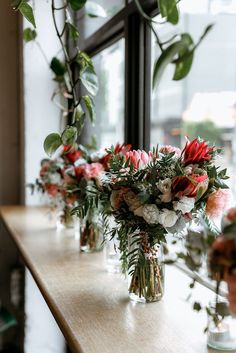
[56,206,75,229]
[128,239,164,303]
[105,216,121,273]
[80,213,103,253]
[207,299,236,350]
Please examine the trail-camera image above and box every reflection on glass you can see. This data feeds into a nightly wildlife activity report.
[83,39,125,149]
[151,3,236,196]
[83,0,124,38]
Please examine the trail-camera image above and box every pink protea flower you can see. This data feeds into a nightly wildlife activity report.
[125,150,152,169]
[206,189,231,220]
[159,145,181,157]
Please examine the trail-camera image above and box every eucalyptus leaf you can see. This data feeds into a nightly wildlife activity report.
[158,0,179,25]
[18,1,36,28]
[80,66,99,96]
[61,126,78,146]
[23,28,37,42]
[68,0,87,11]
[82,95,96,123]
[85,1,107,18]
[43,133,62,157]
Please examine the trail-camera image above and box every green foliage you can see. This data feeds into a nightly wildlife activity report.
[68,0,87,11]
[50,57,66,77]
[80,66,99,96]
[193,302,202,312]
[158,0,179,25]
[13,0,36,28]
[153,35,192,89]
[85,1,107,18]
[61,126,78,145]
[173,33,193,80]
[82,95,96,123]
[23,28,37,42]
[43,133,62,157]
[67,22,80,40]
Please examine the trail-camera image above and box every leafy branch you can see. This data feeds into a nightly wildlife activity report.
[134,0,214,88]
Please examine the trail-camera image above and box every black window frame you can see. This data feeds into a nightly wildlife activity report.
[75,0,159,150]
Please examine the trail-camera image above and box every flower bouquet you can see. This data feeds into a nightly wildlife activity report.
[96,138,229,303]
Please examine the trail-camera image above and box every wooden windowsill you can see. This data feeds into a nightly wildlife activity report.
[0,206,229,353]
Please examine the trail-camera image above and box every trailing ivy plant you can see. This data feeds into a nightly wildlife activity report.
[12,0,213,156]
[12,0,105,157]
[134,0,213,89]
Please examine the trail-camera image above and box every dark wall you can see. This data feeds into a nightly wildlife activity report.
[0,1,24,351]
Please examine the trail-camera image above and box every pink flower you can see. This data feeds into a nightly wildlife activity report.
[75,163,104,181]
[206,189,231,220]
[125,150,152,169]
[159,145,181,156]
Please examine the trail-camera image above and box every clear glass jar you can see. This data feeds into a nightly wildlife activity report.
[128,237,164,303]
[207,299,236,350]
[80,212,104,253]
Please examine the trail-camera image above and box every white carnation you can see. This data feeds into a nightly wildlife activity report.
[173,196,195,214]
[142,204,160,224]
[159,209,178,228]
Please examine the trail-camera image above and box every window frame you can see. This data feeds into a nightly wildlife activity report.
[74,0,158,149]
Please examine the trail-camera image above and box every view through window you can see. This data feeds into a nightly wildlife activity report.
[151,0,236,196]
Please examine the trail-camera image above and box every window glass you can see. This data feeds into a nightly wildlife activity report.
[151,0,236,195]
[83,0,125,38]
[82,39,125,149]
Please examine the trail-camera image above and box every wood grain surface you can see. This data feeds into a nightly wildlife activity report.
[0,206,234,353]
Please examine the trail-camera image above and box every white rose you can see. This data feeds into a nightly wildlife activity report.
[49,172,62,184]
[157,178,172,193]
[173,196,195,214]
[142,204,160,224]
[159,209,178,228]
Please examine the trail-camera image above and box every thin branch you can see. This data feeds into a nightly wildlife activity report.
[35,41,50,66]
[51,0,77,124]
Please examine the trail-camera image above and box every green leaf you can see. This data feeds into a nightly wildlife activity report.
[18,1,36,28]
[61,126,78,146]
[76,51,93,70]
[158,0,179,25]
[173,34,194,80]
[43,133,62,157]
[50,57,66,77]
[82,95,96,123]
[68,0,87,11]
[85,1,107,18]
[23,28,37,42]
[80,66,99,96]
[67,22,80,39]
[193,302,202,312]
[152,36,191,89]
